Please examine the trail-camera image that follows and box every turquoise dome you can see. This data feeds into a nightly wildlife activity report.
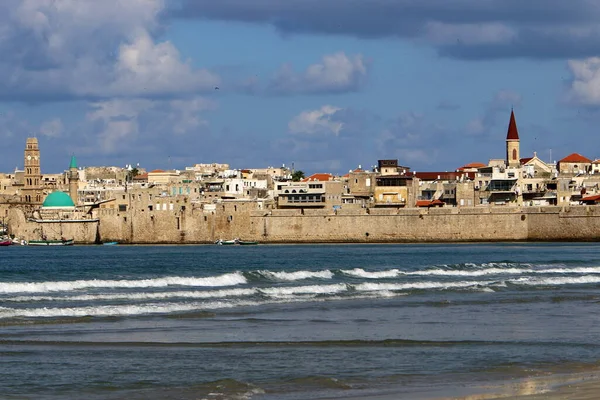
[42,191,75,208]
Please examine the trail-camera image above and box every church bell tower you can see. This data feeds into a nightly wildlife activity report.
[506,109,520,168]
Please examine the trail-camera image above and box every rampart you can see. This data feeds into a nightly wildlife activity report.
[7,204,600,244]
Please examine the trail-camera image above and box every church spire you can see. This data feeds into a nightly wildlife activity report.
[506,109,519,141]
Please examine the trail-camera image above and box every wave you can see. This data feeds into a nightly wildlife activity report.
[4,288,258,303]
[341,268,401,278]
[259,284,347,297]
[255,270,334,281]
[0,300,266,318]
[354,280,494,292]
[510,275,600,286]
[0,272,247,294]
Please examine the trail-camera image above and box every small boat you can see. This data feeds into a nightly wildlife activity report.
[237,240,258,245]
[102,241,119,246]
[215,239,237,245]
[0,239,12,246]
[28,238,74,246]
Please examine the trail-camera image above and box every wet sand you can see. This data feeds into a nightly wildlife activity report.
[437,369,600,400]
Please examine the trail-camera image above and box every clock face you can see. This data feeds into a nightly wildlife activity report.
[27,155,31,160]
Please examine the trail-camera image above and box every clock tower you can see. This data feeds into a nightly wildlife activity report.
[22,137,43,204]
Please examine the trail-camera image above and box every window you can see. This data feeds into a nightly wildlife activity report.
[118,204,127,212]
[512,149,517,160]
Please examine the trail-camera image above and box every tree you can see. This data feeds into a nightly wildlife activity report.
[291,170,305,182]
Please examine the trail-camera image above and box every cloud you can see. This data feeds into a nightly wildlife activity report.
[171,0,600,59]
[288,105,344,135]
[84,97,216,154]
[0,0,218,101]
[567,57,600,105]
[268,52,368,95]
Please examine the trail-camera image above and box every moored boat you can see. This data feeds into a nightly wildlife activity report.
[0,239,12,246]
[215,238,258,245]
[102,241,119,246]
[28,238,74,246]
[237,240,258,245]
[215,239,237,245]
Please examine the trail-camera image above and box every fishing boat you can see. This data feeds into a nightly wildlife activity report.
[237,240,258,245]
[28,238,74,246]
[0,239,12,246]
[102,241,119,246]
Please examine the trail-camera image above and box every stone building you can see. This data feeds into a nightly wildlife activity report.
[22,137,43,204]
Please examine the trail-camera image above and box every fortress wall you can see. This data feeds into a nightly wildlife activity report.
[7,208,98,243]
[526,206,600,241]
[10,205,600,244]
[257,208,528,243]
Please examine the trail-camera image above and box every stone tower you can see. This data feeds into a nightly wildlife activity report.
[506,109,520,168]
[67,155,79,205]
[22,137,43,204]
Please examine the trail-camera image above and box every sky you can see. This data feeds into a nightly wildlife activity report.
[2,0,600,174]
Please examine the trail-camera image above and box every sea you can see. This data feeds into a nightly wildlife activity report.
[2,243,600,399]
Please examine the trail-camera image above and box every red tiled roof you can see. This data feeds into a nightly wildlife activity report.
[301,173,334,182]
[149,169,165,173]
[506,110,519,140]
[592,159,600,164]
[581,194,600,202]
[520,157,533,165]
[458,162,486,170]
[416,199,444,207]
[558,153,592,163]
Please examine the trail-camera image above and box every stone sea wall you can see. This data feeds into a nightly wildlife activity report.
[8,205,600,244]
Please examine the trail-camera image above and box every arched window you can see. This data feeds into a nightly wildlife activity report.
[512,149,517,160]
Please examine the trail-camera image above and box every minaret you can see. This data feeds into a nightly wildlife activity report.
[22,137,43,204]
[67,155,79,205]
[506,109,520,168]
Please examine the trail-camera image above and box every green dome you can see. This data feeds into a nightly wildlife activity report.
[42,191,75,208]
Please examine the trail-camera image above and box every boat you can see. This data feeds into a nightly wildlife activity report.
[237,240,258,245]
[28,238,74,246]
[0,239,12,246]
[215,238,258,245]
[215,239,237,245]
[102,241,119,246]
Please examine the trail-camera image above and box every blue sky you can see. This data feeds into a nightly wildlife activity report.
[1,0,600,174]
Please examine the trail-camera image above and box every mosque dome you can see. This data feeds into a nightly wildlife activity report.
[42,191,75,208]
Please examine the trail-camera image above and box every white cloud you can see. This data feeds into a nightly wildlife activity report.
[567,57,600,105]
[86,97,215,153]
[0,0,219,100]
[269,52,368,95]
[288,105,344,135]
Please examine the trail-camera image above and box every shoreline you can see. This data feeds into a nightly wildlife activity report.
[434,368,600,400]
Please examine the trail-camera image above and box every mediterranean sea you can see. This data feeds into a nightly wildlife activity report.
[2,243,600,399]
